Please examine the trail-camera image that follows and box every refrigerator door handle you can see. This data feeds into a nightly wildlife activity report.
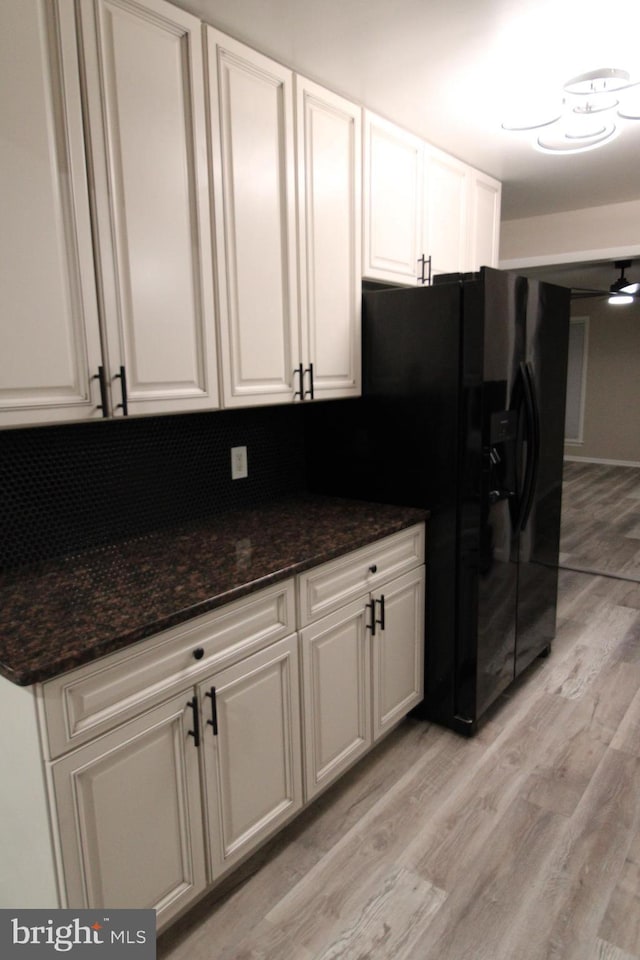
[517,361,541,532]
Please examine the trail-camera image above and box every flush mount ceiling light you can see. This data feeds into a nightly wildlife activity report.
[502,67,640,154]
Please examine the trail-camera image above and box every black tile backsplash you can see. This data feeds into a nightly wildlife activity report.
[0,405,307,570]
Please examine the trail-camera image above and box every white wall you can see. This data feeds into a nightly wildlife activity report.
[564,298,640,465]
[499,198,640,269]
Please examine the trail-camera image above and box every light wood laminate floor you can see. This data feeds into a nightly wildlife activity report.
[561,461,640,582]
[158,569,640,960]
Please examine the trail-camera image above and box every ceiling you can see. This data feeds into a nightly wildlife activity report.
[173,0,640,221]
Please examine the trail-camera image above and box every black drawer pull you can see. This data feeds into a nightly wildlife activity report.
[193,647,204,660]
[369,564,377,574]
[376,595,386,631]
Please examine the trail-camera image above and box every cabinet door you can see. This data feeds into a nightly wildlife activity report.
[78,0,219,416]
[372,566,425,741]
[0,0,103,427]
[467,169,502,270]
[199,635,302,877]
[206,28,299,407]
[296,78,361,400]
[422,145,469,278]
[300,599,372,800]
[362,111,423,285]
[52,690,207,927]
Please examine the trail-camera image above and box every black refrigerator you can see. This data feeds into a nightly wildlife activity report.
[306,267,570,735]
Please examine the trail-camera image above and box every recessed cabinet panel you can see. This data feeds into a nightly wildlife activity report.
[206,28,299,406]
[52,691,206,925]
[79,0,219,414]
[363,111,422,285]
[468,170,502,270]
[199,636,302,875]
[423,145,469,277]
[372,567,425,740]
[301,600,371,799]
[0,0,103,425]
[296,78,361,399]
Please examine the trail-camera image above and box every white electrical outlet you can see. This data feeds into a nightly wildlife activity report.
[231,445,248,480]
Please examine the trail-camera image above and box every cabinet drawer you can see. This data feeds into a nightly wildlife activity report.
[297,523,425,626]
[42,579,295,759]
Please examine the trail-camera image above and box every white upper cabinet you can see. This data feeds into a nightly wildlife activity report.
[78,0,219,416]
[0,0,104,427]
[363,111,423,285]
[467,168,502,271]
[422,144,470,278]
[295,77,361,400]
[2,1,499,427]
[363,111,502,284]
[205,28,299,407]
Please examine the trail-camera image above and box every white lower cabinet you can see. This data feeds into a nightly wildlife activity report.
[299,525,425,800]
[371,566,425,741]
[51,689,207,926]
[301,599,372,799]
[4,524,424,925]
[198,635,303,876]
[41,579,298,927]
[51,636,303,928]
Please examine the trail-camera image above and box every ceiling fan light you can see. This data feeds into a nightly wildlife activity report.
[608,293,634,305]
[621,281,640,294]
[609,260,634,294]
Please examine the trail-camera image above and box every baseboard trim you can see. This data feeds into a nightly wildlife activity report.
[564,455,640,468]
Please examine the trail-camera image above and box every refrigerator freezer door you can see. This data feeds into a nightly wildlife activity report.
[456,270,523,724]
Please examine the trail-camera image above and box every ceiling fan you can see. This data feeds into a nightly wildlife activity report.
[571,260,640,305]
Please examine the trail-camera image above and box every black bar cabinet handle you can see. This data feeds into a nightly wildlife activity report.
[186,696,200,748]
[115,365,128,415]
[205,687,218,736]
[93,366,109,417]
[304,362,314,400]
[293,363,304,399]
[365,601,376,636]
[376,595,386,631]
[417,254,432,286]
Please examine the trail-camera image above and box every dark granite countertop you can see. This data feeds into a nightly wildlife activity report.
[0,495,427,686]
